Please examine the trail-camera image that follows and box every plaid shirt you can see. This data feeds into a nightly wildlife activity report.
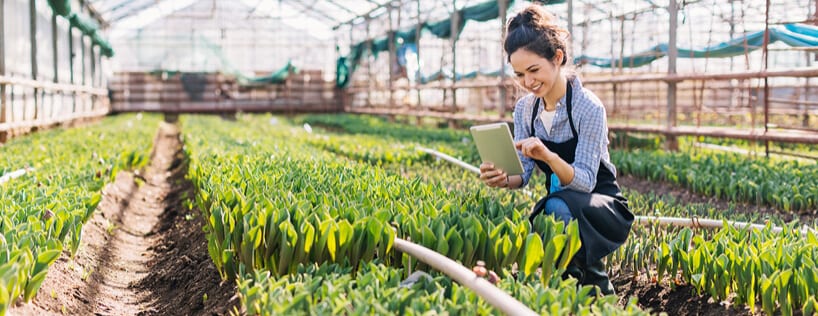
[512,76,616,192]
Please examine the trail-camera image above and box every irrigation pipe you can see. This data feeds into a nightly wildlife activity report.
[418,147,816,236]
[418,147,538,197]
[417,147,481,174]
[0,168,34,185]
[393,237,538,316]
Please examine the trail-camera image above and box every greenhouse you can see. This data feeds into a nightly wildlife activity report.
[1,0,817,315]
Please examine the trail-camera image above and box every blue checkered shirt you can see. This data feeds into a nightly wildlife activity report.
[512,76,617,192]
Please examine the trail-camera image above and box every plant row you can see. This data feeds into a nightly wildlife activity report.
[181,114,646,315]
[613,149,818,211]
[297,113,818,213]
[0,114,160,315]
[301,113,818,315]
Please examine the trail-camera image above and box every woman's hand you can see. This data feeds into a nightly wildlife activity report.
[479,162,508,188]
[515,137,554,162]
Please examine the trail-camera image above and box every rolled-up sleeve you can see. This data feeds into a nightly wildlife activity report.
[512,97,536,188]
[565,104,607,192]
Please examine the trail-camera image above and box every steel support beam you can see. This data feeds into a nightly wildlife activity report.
[69,26,76,113]
[288,0,342,24]
[499,0,507,118]
[333,0,395,30]
[763,0,771,157]
[414,0,421,124]
[52,13,59,83]
[0,0,6,142]
[666,0,678,150]
[30,0,39,121]
[449,0,459,128]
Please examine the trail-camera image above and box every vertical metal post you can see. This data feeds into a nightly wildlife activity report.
[415,0,422,125]
[91,45,97,111]
[608,15,615,77]
[729,1,735,72]
[388,3,395,109]
[30,0,39,121]
[806,0,818,128]
[0,0,7,142]
[98,41,102,86]
[449,1,458,128]
[52,13,59,122]
[567,0,573,37]
[91,44,97,87]
[333,35,339,112]
[99,43,105,112]
[498,0,507,119]
[81,35,86,86]
[666,0,678,151]
[81,0,87,90]
[728,0,736,119]
[52,14,58,83]
[348,25,354,111]
[618,16,625,71]
[69,26,76,114]
[614,16,624,115]
[366,18,372,107]
[762,0,771,157]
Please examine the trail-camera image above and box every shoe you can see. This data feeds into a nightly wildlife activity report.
[582,259,615,296]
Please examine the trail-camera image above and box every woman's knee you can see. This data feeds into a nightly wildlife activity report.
[544,197,572,224]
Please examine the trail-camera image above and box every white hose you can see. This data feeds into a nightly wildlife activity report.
[418,147,816,236]
[393,238,538,316]
[417,147,481,174]
[0,168,34,185]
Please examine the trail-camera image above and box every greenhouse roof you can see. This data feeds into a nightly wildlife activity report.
[88,0,395,39]
[85,0,679,39]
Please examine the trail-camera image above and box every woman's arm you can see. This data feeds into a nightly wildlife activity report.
[512,96,536,188]
[563,104,607,193]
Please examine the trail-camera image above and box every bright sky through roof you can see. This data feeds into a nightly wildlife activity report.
[109,0,383,40]
[237,0,334,40]
[110,0,198,39]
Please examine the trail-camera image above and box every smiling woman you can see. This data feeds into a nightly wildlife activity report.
[478,4,634,297]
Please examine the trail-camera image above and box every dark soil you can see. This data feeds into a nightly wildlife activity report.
[613,174,815,315]
[11,122,238,315]
[613,273,752,316]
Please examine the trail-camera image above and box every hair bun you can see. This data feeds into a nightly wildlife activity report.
[521,6,556,28]
[504,5,572,66]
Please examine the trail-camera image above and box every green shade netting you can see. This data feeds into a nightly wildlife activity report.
[47,4,115,58]
[576,23,818,68]
[148,60,298,95]
[337,0,529,88]
[394,28,418,44]
[47,0,71,17]
[336,56,350,88]
[242,60,298,85]
[371,36,390,56]
[69,13,99,36]
[91,32,115,58]
[417,68,512,84]
[183,35,297,86]
[424,11,468,39]
[786,23,818,38]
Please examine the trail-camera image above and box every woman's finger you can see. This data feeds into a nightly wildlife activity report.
[480,162,495,173]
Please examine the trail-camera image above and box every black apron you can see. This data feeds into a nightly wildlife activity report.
[527,80,634,265]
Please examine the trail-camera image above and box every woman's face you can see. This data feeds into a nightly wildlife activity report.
[509,48,562,98]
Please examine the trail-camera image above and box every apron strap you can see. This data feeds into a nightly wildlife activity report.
[529,78,577,138]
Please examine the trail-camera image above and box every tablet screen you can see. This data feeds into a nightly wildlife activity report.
[469,123,524,175]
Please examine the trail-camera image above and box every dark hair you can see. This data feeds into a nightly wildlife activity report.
[504,5,570,66]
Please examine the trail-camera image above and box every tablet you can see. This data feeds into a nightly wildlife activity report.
[469,123,524,175]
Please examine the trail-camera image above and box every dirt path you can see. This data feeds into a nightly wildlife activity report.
[12,121,238,315]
